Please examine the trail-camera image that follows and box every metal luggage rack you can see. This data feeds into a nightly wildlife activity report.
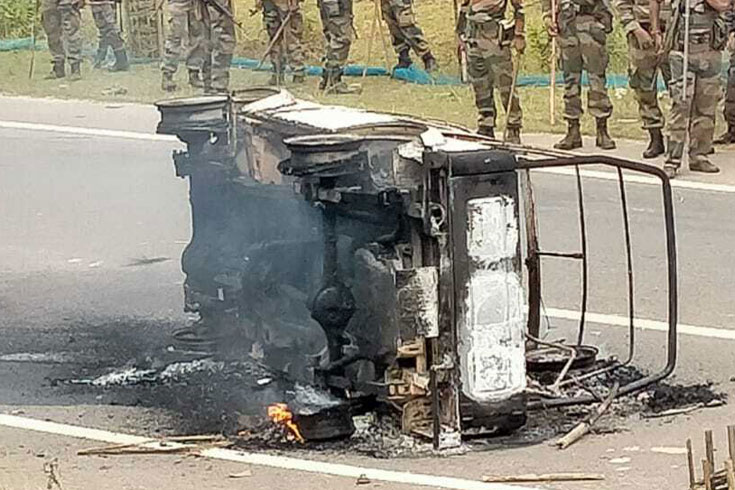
[448,133,678,410]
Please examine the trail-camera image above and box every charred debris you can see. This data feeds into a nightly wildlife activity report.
[148,88,688,450]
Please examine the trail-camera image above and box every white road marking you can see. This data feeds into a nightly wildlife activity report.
[0,414,536,490]
[0,120,178,142]
[546,308,735,341]
[2,118,735,195]
[535,166,735,195]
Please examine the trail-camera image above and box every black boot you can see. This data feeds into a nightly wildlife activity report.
[292,72,306,84]
[44,62,65,79]
[477,125,495,138]
[642,128,665,159]
[422,53,437,73]
[188,69,204,88]
[161,72,176,92]
[595,118,616,150]
[268,72,285,86]
[714,124,735,144]
[93,43,108,69]
[69,62,81,81]
[505,126,521,144]
[109,49,129,72]
[554,120,582,150]
[689,155,720,173]
[322,68,361,94]
[393,50,412,72]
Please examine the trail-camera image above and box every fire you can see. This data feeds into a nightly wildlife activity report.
[267,403,305,443]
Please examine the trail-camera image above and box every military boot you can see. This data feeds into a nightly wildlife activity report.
[292,72,306,84]
[505,126,521,144]
[393,50,412,72]
[45,62,65,79]
[109,49,130,72]
[664,140,683,179]
[554,120,582,150]
[93,43,108,69]
[642,128,665,159]
[323,70,361,95]
[188,69,204,88]
[422,53,437,73]
[161,72,177,92]
[595,118,616,150]
[69,62,81,81]
[477,125,495,138]
[689,155,720,173]
[268,72,285,86]
[714,124,735,144]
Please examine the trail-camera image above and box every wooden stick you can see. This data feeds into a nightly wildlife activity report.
[555,382,619,450]
[706,430,715,474]
[482,473,604,483]
[704,459,713,490]
[642,404,704,419]
[687,438,696,489]
[728,426,735,463]
[362,9,378,78]
[373,0,392,70]
[726,459,735,490]
[78,440,154,456]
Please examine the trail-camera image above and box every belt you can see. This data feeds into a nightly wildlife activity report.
[676,32,711,49]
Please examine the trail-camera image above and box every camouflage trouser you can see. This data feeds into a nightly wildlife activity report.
[724,48,735,125]
[380,0,430,58]
[262,0,306,75]
[90,2,124,53]
[667,47,723,162]
[161,0,208,75]
[465,18,522,130]
[202,0,236,91]
[627,31,671,129]
[558,13,613,120]
[41,0,83,65]
[318,0,353,72]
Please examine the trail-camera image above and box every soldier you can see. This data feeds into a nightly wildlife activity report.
[40,0,83,80]
[200,0,236,93]
[458,0,524,143]
[381,0,437,72]
[543,0,616,150]
[318,0,360,93]
[714,9,735,144]
[160,0,208,92]
[651,0,730,177]
[614,0,670,158]
[89,0,129,71]
[260,0,307,85]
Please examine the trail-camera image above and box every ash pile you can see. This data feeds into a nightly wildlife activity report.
[111,88,724,452]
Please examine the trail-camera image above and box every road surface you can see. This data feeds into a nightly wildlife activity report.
[1,95,735,490]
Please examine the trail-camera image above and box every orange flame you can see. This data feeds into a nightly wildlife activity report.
[267,403,305,443]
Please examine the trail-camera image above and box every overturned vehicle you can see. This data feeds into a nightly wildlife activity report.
[156,89,678,448]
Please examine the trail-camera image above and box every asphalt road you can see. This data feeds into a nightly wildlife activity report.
[1,95,735,490]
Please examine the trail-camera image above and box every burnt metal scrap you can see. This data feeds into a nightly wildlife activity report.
[155,89,678,448]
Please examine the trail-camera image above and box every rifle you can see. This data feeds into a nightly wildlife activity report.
[682,0,691,169]
[29,0,39,79]
[455,0,469,82]
[256,7,293,69]
[201,0,245,29]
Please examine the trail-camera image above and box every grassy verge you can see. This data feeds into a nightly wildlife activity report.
[1,49,668,140]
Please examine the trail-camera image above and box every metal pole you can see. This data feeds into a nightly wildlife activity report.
[682,0,691,169]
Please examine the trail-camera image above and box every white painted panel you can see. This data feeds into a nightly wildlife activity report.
[466,196,518,264]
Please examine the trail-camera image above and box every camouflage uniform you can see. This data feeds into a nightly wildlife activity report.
[661,0,727,173]
[41,0,83,77]
[380,0,434,69]
[201,0,236,92]
[615,0,671,128]
[262,0,306,83]
[161,0,208,88]
[715,8,735,142]
[89,0,128,70]
[460,0,524,138]
[318,0,354,88]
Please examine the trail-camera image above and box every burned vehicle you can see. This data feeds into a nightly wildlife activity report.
[155,90,678,447]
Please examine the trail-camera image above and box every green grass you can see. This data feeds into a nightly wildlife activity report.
[0,48,661,140]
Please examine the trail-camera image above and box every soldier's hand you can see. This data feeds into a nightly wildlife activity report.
[513,35,526,54]
[545,16,559,37]
[652,30,663,54]
[728,32,735,52]
[633,26,654,49]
